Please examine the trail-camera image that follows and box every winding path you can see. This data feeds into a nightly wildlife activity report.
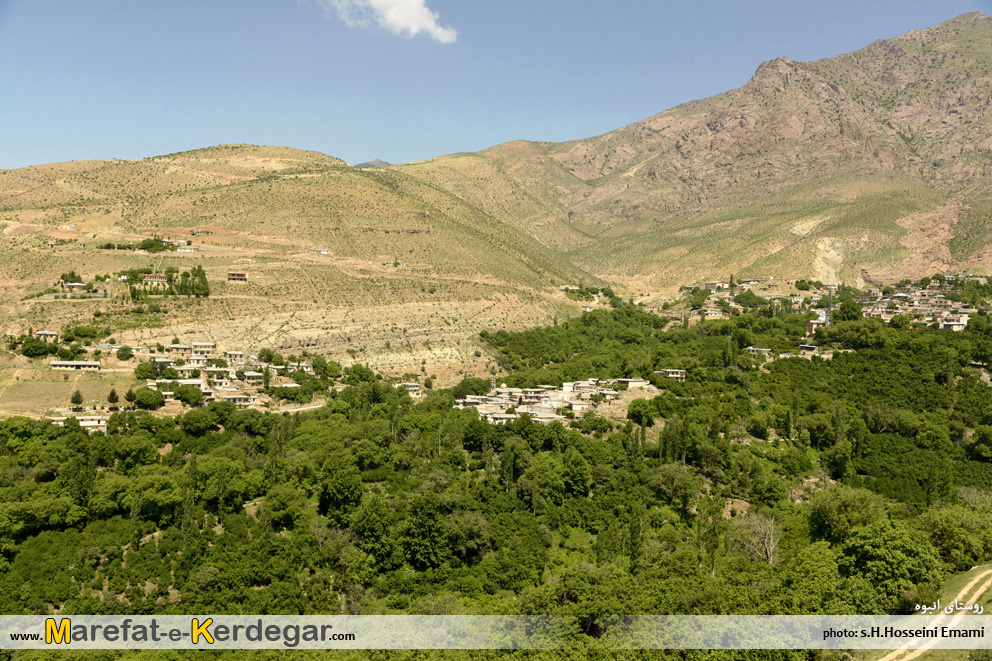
[876,567,992,661]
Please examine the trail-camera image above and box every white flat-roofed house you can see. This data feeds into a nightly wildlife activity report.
[454,395,489,409]
[941,315,969,332]
[243,371,264,385]
[745,346,772,359]
[655,369,686,382]
[210,376,233,388]
[51,360,100,371]
[191,341,215,359]
[48,416,107,433]
[168,344,192,359]
[522,389,546,403]
[143,274,168,288]
[596,388,620,401]
[219,392,253,407]
[225,351,247,366]
[806,316,828,336]
[174,365,200,378]
[35,330,58,342]
[399,382,422,397]
[153,378,206,390]
[202,367,235,385]
[484,412,518,425]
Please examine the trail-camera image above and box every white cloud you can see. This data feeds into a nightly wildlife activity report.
[322,0,458,44]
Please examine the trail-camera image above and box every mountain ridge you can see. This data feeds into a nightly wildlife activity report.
[3,13,992,294]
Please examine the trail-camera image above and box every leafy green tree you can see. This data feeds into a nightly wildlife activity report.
[322,359,342,379]
[890,314,910,329]
[562,447,593,496]
[403,491,448,570]
[179,409,215,436]
[809,485,887,544]
[626,398,654,426]
[649,463,700,514]
[452,377,490,400]
[262,483,306,530]
[344,364,376,385]
[116,346,134,361]
[839,520,945,609]
[921,504,992,571]
[695,494,727,576]
[318,455,363,526]
[519,452,564,513]
[70,390,83,408]
[499,437,528,488]
[174,385,204,408]
[350,494,393,565]
[133,387,165,410]
[834,298,863,322]
[778,541,844,613]
[688,289,710,310]
[20,337,56,358]
[107,389,119,408]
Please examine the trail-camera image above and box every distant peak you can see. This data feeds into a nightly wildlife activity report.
[354,159,392,169]
[948,10,990,23]
[747,56,797,92]
[753,56,794,77]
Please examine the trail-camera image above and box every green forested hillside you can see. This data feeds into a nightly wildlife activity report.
[5,307,992,659]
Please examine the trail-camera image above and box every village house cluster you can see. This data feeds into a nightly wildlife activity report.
[694,275,984,331]
[455,377,649,425]
[42,335,391,431]
[143,341,312,408]
[696,278,786,320]
[856,283,978,330]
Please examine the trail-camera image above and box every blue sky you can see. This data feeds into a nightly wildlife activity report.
[2,0,990,168]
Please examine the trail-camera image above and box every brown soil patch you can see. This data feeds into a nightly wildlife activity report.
[865,201,962,281]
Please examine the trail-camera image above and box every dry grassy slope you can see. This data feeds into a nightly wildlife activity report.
[0,160,113,198]
[393,152,593,252]
[0,145,592,291]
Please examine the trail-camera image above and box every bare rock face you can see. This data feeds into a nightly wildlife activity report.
[562,14,991,209]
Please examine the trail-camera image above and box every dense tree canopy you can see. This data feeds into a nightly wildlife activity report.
[3,305,992,658]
